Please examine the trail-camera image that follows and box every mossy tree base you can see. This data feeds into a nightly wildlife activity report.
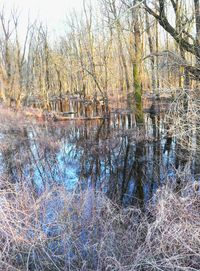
[133,64,144,124]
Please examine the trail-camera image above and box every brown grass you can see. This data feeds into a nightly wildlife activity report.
[0,94,200,270]
[0,178,200,271]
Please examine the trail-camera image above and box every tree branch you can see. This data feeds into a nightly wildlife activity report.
[143,1,200,58]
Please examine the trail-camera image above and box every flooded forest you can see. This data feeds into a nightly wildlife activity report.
[1,0,200,270]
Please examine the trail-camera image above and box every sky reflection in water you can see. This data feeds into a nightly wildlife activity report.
[0,113,193,205]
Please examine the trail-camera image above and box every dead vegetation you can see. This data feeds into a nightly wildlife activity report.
[0,178,200,271]
[1,94,200,270]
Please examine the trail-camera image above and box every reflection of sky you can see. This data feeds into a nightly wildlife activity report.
[0,113,197,205]
[30,130,81,190]
[57,141,80,189]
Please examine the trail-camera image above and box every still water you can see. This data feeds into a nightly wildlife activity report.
[0,112,197,205]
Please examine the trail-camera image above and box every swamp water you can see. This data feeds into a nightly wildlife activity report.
[0,111,196,206]
[1,108,200,270]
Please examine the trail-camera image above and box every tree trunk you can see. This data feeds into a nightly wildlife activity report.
[194,0,200,56]
[134,17,143,123]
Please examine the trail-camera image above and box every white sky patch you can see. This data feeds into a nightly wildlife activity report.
[1,0,86,38]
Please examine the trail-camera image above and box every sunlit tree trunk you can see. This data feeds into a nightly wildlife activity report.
[133,10,143,123]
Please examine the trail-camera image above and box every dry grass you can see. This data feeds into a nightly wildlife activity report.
[1,97,200,270]
[166,89,200,151]
[0,178,200,271]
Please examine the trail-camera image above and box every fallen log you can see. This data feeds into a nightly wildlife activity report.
[53,115,109,121]
[62,112,76,116]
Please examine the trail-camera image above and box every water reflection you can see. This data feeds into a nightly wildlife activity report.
[0,112,194,205]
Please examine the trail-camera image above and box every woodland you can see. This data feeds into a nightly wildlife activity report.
[1,0,200,270]
[0,0,198,118]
